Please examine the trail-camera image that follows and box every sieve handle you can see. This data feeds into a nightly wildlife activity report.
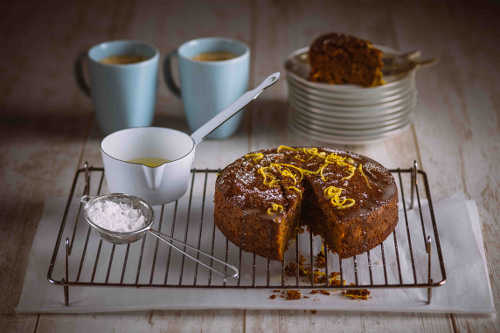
[147,229,239,280]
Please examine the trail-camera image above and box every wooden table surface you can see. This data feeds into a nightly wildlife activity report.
[1,0,498,331]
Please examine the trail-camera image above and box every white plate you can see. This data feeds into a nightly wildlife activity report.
[286,73,415,100]
[287,77,415,106]
[289,119,411,145]
[292,109,412,131]
[289,94,417,118]
[291,112,411,136]
[292,103,414,127]
[284,46,416,95]
[290,88,417,113]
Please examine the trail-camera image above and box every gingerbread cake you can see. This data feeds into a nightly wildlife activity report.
[214,146,398,261]
[308,33,384,87]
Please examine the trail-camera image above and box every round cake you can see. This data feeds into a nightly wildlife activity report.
[214,146,398,261]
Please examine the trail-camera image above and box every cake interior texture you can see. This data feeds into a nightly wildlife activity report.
[308,33,384,87]
[214,146,398,261]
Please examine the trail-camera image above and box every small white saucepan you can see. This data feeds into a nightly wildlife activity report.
[100,72,280,205]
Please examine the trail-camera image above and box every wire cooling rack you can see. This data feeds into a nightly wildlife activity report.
[47,161,446,306]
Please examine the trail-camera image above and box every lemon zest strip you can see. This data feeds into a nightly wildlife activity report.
[244,152,264,163]
[358,164,372,189]
[287,186,302,196]
[323,186,356,210]
[266,203,284,216]
[319,163,328,181]
[277,145,298,153]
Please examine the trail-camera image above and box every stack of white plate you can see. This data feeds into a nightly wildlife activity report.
[285,46,417,144]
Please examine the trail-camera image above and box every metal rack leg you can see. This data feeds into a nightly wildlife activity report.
[426,235,432,304]
[410,160,418,209]
[64,238,70,306]
[83,161,90,196]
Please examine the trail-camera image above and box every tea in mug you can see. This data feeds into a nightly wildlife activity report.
[191,51,237,62]
[99,55,148,65]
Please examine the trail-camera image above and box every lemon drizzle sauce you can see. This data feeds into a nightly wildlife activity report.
[128,157,170,167]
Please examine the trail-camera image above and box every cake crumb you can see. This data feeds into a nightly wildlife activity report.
[311,310,317,314]
[272,289,281,293]
[315,246,326,268]
[284,262,298,277]
[269,294,277,299]
[342,289,371,300]
[284,255,310,277]
[285,290,302,300]
[319,290,330,296]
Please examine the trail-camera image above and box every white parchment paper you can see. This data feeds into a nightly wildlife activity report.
[16,194,494,314]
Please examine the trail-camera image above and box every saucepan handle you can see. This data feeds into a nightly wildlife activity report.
[190,72,280,145]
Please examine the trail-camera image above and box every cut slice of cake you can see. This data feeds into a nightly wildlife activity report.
[308,33,384,87]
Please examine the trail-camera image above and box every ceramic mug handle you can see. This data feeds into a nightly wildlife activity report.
[74,50,91,97]
[163,50,181,98]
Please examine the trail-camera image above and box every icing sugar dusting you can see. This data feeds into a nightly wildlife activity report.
[87,200,146,232]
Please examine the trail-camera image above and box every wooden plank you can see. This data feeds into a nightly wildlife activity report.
[247,0,453,331]
[391,0,500,331]
[247,311,453,333]
[0,314,38,333]
[37,311,242,333]
[0,0,94,315]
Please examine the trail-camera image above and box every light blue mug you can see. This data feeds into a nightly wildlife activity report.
[164,38,249,139]
[75,40,159,135]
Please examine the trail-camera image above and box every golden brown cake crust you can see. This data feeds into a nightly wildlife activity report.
[308,33,384,87]
[214,147,398,261]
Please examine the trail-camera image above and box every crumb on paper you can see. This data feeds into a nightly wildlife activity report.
[269,294,277,299]
[284,252,344,286]
[285,290,302,300]
[272,289,281,292]
[282,251,371,301]
[311,309,317,314]
[310,289,330,296]
[342,289,371,300]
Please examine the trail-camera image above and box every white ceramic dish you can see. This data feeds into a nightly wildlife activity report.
[286,73,414,100]
[287,78,415,106]
[288,119,411,145]
[291,103,414,125]
[284,45,418,144]
[290,89,416,113]
[288,94,417,119]
[291,105,414,129]
[291,111,411,136]
[284,46,415,94]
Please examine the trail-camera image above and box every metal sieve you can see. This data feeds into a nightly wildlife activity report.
[80,193,239,280]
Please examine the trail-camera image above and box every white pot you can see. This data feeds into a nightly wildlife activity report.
[101,127,195,205]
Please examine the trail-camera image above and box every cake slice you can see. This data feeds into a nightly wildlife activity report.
[308,33,384,87]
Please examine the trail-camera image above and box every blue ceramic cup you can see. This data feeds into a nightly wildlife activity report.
[164,38,249,139]
[75,40,159,135]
